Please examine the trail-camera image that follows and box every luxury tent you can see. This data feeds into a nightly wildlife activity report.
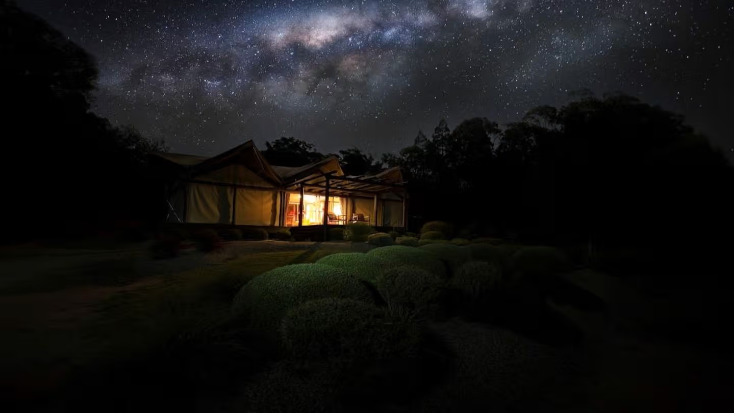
[150,141,408,238]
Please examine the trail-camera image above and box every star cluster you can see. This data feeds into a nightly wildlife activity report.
[17,0,734,156]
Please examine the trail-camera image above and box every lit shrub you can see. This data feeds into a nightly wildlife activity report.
[329,227,345,241]
[376,266,444,316]
[190,229,223,252]
[345,223,373,242]
[421,231,446,241]
[241,227,269,240]
[231,264,372,329]
[510,246,571,279]
[388,231,400,240]
[450,261,502,303]
[270,228,291,241]
[420,243,472,275]
[421,221,454,239]
[368,232,394,247]
[367,246,447,279]
[316,252,391,284]
[280,298,419,361]
[396,236,420,247]
[450,238,471,246]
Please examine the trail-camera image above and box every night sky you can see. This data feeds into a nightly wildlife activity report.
[16,0,734,158]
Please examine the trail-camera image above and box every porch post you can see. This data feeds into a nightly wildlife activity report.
[373,193,378,227]
[323,176,330,241]
[298,184,305,227]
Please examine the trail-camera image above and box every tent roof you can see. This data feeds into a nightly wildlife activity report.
[152,152,210,166]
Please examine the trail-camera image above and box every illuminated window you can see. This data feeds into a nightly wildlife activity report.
[286,194,344,226]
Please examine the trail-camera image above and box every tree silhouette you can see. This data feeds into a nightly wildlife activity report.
[338,147,381,176]
[261,137,324,166]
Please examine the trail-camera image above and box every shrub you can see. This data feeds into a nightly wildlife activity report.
[510,246,571,279]
[329,227,345,241]
[241,227,269,240]
[420,221,454,239]
[344,223,373,242]
[420,230,446,241]
[270,228,291,241]
[406,232,418,238]
[190,229,223,252]
[471,237,504,245]
[388,231,400,240]
[150,233,183,259]
[419,238,450,246]
[316,253,391,284]
[232,264,372,329]
[450,261,502,302]
[281,298,418,361]
[376,266,444,317]
[367,246,447,278]
[450,238,471,246]
[396,236,420,247]
[465,244,503,266]
[420,243,472,274]
[368,232,394,247]
[219,228,243,241]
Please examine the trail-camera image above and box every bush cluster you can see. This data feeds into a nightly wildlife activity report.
[367,246,446,279]
[510,246,570,279]
[344,223,372,242]
[280,298,418,361]
[376,266,444,316]
[241,227,269,240]
[232,264,372,329]
[316,253,391,284]
[367,232,394,247]
[420,231,446,241]
[420,243,471,274]
[450,238,471,246]
[465,244,503,266]
[396,236,420,247]
[270,228,292,241]
[420,221,454,239]
[450,261,502,302]
[388,231,400,240]
[190,229,223,252]
[219,228,243,241]
[329,227,345,241]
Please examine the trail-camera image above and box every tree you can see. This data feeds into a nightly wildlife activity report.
[338,147,381,176]
[261,137,324,166]
[414,129,428,147]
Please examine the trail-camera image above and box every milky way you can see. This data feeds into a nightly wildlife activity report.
[16,0,734,157]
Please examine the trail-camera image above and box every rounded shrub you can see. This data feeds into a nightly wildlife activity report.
[219,228,243,241]
[191,228,223,252]
[367,246,447,278]
[450,238,471,246]
[450,261,502,302]
[471,237,504,245]
[376,266,444,315]
[316,253,391,284]
[344,223,372,242]
[241,227,269,240]
[388,231,400,240]
[367,232,394,247]
[421,221,454,239]
[406,232,418,238]
[466,244,504,266]
[510,246,571,279]
[270,228,291,241]
[329,227,345,241]
[421,231,446,241]
[419,238,450,246]
[281,298,418,361]
[232,264,372,329]
[396,236,420,247]
[420,243,472,274]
